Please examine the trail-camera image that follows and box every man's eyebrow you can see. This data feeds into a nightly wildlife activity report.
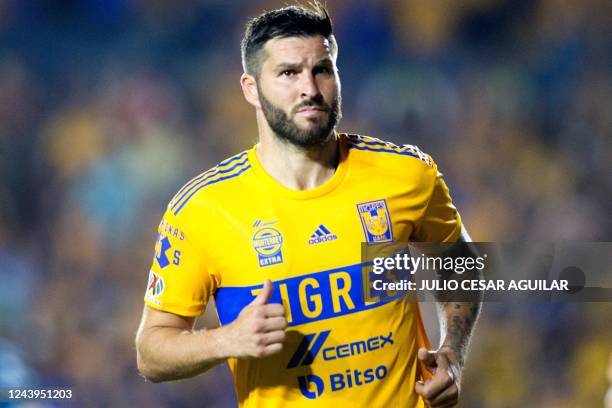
[315,58,333,66]
[274,62,302,71]
[274,58,333,70]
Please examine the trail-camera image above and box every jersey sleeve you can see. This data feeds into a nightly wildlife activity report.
[143,207,219,316]
[412,168,463,243]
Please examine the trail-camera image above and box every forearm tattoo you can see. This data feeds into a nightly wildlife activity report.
[436,267,483,365]
[438,302,480,365]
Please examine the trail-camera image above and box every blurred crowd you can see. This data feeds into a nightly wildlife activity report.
[0,1,610,407]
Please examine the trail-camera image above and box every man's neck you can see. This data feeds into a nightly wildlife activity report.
[256,131,339,191]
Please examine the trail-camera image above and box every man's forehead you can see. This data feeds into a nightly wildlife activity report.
[263,35,333,66]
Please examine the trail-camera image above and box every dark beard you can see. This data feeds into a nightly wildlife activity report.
[258,88,342,148]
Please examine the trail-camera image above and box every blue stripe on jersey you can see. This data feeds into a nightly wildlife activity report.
[173,163,251,215]
[349,143,421,159]
[171,155,249,212]
[214,262,413,327]
[347,135,433,166]
[351,137,391,147]
[346,135,394,147]
[319,224,331,235]
[349,136,413,152]
[171,152,248,209]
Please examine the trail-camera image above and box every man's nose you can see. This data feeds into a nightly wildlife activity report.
[299,73,321,99]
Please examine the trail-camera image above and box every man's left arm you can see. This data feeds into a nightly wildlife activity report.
[415,226,483,407]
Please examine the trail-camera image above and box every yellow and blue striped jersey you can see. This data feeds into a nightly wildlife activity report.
[144,133,462,407]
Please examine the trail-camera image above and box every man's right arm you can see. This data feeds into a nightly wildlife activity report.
[135,279,287,382]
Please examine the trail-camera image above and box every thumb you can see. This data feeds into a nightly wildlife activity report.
[251,279,273,306]
[414,379,426,396]
[418,347,438,372]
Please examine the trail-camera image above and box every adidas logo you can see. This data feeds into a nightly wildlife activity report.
[308,224,338,245]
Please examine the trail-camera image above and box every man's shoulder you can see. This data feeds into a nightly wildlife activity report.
[342,133,435,169]
[166,150,252,218]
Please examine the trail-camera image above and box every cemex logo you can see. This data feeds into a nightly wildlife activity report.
[287,331,331,368]
[288,330,393,368]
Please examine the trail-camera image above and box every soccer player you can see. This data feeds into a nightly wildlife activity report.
[135,3,481,407]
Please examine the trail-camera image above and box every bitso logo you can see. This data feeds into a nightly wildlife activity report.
[298,374,325,400]
[252,226,284,267]
[297,366,388,399]
[356,199,393,243]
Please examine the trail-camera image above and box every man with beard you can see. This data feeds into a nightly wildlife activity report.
[136,3,480,407]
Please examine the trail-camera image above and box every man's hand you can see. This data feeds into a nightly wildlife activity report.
[221,279,288,359]
[415,346,463,408]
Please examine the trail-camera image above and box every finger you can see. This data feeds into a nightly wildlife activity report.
[262,303,286,317]
[262,316,288,331]
[429,383,458,407]
[261,330,286,345]
[433,399,458,408]
[434,351,450,371]
[414,379,427,396]
[433,400,458,408]
[418,347,438,371]
[261,342,283,356]
[420,368,454,400]
[251,279,273,306]
[431,396,458,408]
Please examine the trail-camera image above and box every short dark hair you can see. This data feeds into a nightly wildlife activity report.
[241,2,337,78]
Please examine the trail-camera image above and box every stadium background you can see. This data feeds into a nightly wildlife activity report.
[0,0,610,406]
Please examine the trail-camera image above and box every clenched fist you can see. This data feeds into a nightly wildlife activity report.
[415,346,463,408]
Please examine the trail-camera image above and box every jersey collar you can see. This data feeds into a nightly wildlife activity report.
[247,134,349,200]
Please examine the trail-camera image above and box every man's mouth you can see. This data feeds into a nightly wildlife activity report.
[296,108,327,118]
[296,105,329,115]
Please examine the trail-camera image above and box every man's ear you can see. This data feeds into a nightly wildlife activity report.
[241,73,261,108]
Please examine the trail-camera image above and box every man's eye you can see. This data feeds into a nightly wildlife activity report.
[315,67,332,75]
[281,70,296,76]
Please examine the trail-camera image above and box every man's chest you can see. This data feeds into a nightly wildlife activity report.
[201,185,423,327]
[203,187,420,287]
